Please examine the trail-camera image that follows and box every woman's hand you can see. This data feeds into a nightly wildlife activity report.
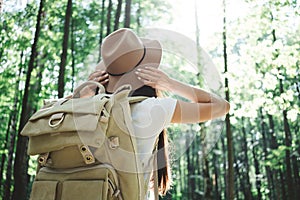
[135,67,173,92]
[88,70,109,85]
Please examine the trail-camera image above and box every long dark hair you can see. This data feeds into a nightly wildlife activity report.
[131,85,172,195]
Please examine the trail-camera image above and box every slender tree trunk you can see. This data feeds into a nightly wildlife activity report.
[280,79,294,200]
[221,135,227,199]
[222,0,234,199]
[272,25,294,199]
[241,118,253,200]
[58,0,72,98]
[186,132,192,199]
[251,137,262,200]
[213,152,221,200]
[124,0,131,28]
[98,0,106,62]
[3,53,23,200]
[71,14,75,91]
[114,0,123,30]
[259,108,273,200]
[12,0,45,199]
[233,154,241,200]
[1,114,12,199]
[201,128,212,200]
[268,114,281,200]
[106,0,112,36]
[136,0,142,33]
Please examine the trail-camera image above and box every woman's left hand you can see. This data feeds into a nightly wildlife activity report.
[88,70,109,85]
[135,67,173,92]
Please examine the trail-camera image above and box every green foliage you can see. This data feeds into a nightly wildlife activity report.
[0,0,299,199]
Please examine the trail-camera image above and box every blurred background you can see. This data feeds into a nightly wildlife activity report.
[0,0,299,199]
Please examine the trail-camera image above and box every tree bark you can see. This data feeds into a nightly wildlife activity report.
[271,23,294,199]
[3,53,23,200]
[98,0,106,62]
[222,0,234,199]
[124,0,131,28]
[106,0,112,36]
[259,108,274,200]
[241,118,253,200]
[114,0,123,30]
[251,137,262,200]
[71,14,75,91]
[221,135,227,199]
[58,0,72,98]
[213,152,221,200]
[12,0,45,199]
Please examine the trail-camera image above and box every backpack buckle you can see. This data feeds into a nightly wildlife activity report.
[108,136,119,149]
[49,113,65,128]
[38,152,49,166]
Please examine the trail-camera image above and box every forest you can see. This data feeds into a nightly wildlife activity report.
[0,0,299,199]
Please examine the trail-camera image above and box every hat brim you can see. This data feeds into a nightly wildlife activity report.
[95,38,162,92]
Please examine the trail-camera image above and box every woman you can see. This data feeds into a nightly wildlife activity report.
[88,28,230,198]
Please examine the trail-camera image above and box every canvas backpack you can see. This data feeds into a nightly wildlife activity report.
[21,81,158,200]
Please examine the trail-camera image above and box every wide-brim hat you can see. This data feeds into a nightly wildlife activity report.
[95,28,162,91]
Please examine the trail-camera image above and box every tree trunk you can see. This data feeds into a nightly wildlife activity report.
[268,114,286,200]
[280,79,294,200]
[221,135,227,199]
[1,114,12,199]
[106,0,112,36]
[259,108,273,200]
[114,0,123,30]
[233,154,241,200]
[251,137,262,200]
[58,0,72,98]
[213,152,221,200]
[186,132,192,199]
[201,128,212,200]
[124,0,131,28]
[71,14,75,91]
[270,10,294,196]
[222,0,234,199]
[2,53,23,200]
[241,118,253,200]
[98,0,106,62]
[136,0,142,33]
[12,0,45,199]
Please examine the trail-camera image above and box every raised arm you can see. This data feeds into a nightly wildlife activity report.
[135,67,230,123]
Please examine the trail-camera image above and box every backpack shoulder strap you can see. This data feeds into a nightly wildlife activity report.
[128,96,148,104]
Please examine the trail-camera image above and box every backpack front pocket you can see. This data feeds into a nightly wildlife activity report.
[61,180,108,200]
[30,181,58,200]
[30,164,121,200]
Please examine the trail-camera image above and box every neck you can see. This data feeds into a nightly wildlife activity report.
[106,75,120,93]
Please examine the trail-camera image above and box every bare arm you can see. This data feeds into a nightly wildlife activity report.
[135,67,230,123]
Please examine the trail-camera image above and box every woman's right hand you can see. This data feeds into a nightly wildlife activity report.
[135,67,173,92]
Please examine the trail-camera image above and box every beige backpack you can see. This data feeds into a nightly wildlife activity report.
[21,81,157,200]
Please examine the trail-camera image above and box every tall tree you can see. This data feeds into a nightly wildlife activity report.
[114,0,123,30]
[106,0,113,35]
[124,0,131,28]
[3,55,23,200]
[58,0,72,98]
[222,0,234,199]
[98,0,106,61]
[12,0,45,199]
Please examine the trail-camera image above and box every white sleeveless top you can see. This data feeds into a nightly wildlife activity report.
[130,97,176,165]
[130,97,177,199]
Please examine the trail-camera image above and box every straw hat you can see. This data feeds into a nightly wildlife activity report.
[95,28,162,91]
